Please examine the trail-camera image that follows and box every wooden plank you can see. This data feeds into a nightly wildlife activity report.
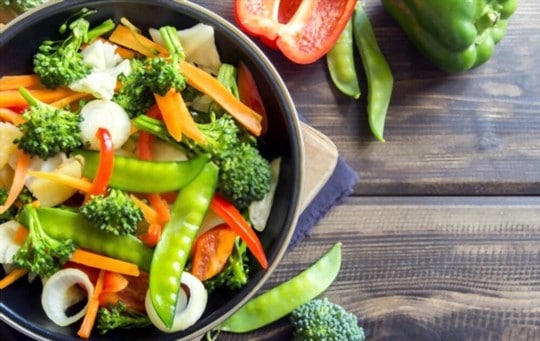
[220,197,540,340]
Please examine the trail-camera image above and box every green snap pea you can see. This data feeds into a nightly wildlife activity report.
[353,3,394,142]
[327,18,361,99]
[149,161,219,329]
[16,206,154,271]
[219,242,342,333]
[72,149,210,193]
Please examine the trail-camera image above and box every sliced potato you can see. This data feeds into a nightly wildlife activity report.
[28,157,83,207]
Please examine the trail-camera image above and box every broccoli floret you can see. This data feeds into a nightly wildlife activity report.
[112,26,186,117]
[33,8,115,89]
[113,58,155,118]
[80,188,143,236]
[0,0,48,15]
[0,187,35,223]
[14,87,82,159]
[133,113,271,209]
[13,204,75,278]
[96,301,152,334]
[290,298,365,341]
[204,237,249,293]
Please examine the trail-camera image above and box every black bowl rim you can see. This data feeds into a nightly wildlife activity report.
[0,0,305,340]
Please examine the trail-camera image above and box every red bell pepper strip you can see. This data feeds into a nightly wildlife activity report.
[88,127,114,196]
[235,0,357,64]
[210,194,268,269]
[237,62,268,135]
[190,223,238,281]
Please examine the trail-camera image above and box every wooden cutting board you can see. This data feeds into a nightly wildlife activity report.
[298,122,339,211]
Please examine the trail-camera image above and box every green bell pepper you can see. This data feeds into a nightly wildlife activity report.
[381,0,518,72]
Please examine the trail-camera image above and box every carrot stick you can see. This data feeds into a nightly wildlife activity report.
[27,171,93,193]
[0,151,31,215]
[175,89,207,144]
[130,194,160,225]
[50,92,89,109]
[147,193,170,225]
[0,268,29,290]
[70,249,140,277]
[108,24,168,58]
[13,225,29,245]
[0,87,78,107]
[77,269,105,339]
[0,108,25,125]
[180,61,263,136]
[154,90,184,142]
[0,74,42,91]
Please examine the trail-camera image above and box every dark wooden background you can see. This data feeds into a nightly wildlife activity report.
[2,1,540,340]
[194,1,540,341]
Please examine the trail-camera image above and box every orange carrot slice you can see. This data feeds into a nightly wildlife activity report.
[0,268,29,290]
[0,74,42,91]
[108,24,168,57]
[70,249,140,277]
[77,269,105,339]
[0,151,31,215]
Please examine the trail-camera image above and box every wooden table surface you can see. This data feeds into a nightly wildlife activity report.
[191,1,540,341]
[2,1,539,340]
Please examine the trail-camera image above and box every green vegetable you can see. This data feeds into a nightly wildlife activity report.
[16,206,154,271]
[73,149,210,193]
[203,237,249,293]
[381,0,518,72]
[96,301,152,334]
[80,188,143,236]
[113,25,186,116]
[14,87,82,159]
[210,63,240,115]
[33,8,115,89]
[218,242,342,333]
[290,297,365,341]
[353,3,394,142]
[326,18,361,99]
[145,26,186,96]
[133,113,271,210]
[113,58,156,118]
[13,204,75,278]
[149,162,219,329]
[0,187,34,223]
[0,0,48,16]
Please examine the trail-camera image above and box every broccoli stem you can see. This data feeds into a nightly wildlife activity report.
[87,19,115,42]
[159,25,185,63]
[18,87,40,107]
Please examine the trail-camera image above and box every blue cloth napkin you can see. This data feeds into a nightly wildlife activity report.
[289,155,359,249]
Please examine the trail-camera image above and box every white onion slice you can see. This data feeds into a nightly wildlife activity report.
[145,272,207,332]
[41,268,94,326]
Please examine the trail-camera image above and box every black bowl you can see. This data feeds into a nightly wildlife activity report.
[0,0,304,340]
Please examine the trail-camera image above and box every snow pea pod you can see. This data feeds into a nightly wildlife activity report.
[149,161,219,329]
[16,206,154,271]
[219,242,342,333]
[72,149,210,193]
[353,3,394,142]
[327,18,361,99]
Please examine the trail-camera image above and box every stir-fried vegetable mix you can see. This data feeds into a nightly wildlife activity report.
[0,9,281,338]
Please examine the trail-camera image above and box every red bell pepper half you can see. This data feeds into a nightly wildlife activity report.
[235,0,357,64]
[88,127,114,196]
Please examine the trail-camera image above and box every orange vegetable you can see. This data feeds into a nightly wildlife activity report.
[77,269,105,339]
[0,107,25,126]
[130,194,160,225]
[0,87,78,107]
[0,74,41,91]
[12,225,29,245]
[0,150,31,215]
[70,249,140,277]
[153,90,183,141]
[0,268,29,290]
[181,61,263,136]
[190,224,238,281]
[27,171,93,192]
[49,92,89,109]
[108,24,168,57]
